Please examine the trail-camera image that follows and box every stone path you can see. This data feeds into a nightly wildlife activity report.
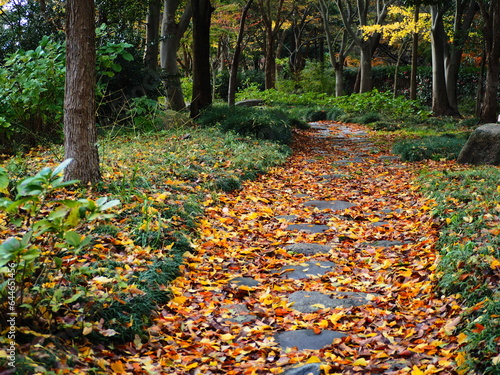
[153,121,460,374]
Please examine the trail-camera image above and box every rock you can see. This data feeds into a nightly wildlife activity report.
[234,99,265,107]
[457,124,500,165]
[274,329,347,350]
[283,363,322,375]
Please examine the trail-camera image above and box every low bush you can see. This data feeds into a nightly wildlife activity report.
[197,104,293,143]
[392,135,467,161]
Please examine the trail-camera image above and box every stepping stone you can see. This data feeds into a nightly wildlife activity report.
[319,174,346,179]
[293,193,309,198]
[228,277,260,288]
[379,155,400,161]
[304,200,356,211]
[274,329,347,350]
[220,303,255,324]
[284,243,331,255]
[370,221,390,227]
[363,240,409,248]
[279,261,336,280]
[276,215,298,222]
[288,291,371,313]
[284,363,322,375]
[286,224,330,233]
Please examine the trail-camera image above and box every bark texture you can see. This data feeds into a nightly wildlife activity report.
[190,0,213,118]
[63,0,101,184]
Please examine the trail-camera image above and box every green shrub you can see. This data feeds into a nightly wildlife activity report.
[304,109,327,122]
[355,112,382,124]
[0,36,65,148]
[197,104,293,143]
[369,121,401,131]
[326,108,345,121]
[392,135,466,161]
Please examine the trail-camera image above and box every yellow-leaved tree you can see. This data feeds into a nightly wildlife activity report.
[360,5,431,98]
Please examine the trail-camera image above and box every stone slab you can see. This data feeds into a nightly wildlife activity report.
[286,224,330,233]
[228,277,260,288]
[304,200,356,211]
[288,291,370,313]
[274,329,347,350]
[284,243,331,255]
[279,261,337,280]
[284,363,322,375]
[221,303,255,323]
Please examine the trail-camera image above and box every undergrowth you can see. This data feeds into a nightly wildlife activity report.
[0,124,290,372]
[420,167,500,374]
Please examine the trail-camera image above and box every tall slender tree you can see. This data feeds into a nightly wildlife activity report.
[335,0,396,93]
[477,0,500,122]
[190,0,213,117]
[228,0,254,105]
[63,0,101,183]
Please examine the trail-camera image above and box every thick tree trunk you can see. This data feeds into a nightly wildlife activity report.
[430,7,456,116]
[190,0,213,118]
[64,0,101,184]
[228,0,253,106]
[144,0,161,70]
[160,0,191,110]
[359,43,373,93]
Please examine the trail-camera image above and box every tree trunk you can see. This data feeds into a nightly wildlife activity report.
[264,29,276,89]
[64,0,101,184]
[430,6,455,116]
[410,3,419,101]
[190,0,213,118]
[228,0,253,106]
[144,0,161,70]
[160,0,192,110]
[359,42,373,93]
[479,0,500,122]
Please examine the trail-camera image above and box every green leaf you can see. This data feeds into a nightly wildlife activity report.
[64,231,82,247]
[55,257,63,268]
[52,159,74,178]
[99,199,121,211]
[63,292,84,305]
[0,167,9,194]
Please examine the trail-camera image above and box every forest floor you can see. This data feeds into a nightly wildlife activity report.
[115,122,463,375]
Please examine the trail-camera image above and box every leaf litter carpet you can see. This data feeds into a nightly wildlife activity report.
[130,122,462,374]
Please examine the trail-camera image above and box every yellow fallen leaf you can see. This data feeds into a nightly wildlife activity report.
[492,354,500,365]
[352,358,368,366]
[306,356,322,364]
[220,333,234,341]
[457,332,468,344]
[170,296,187,305]
[83,325,93,335]
[490,258,500,269]
[311,303,326,309]
[411,365,424,375]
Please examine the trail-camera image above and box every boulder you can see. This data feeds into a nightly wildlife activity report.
[457,124,500,165]
[234,99,265,107]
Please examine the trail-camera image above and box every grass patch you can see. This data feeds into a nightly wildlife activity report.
[420,167,500,374]
[392,135,467,161]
